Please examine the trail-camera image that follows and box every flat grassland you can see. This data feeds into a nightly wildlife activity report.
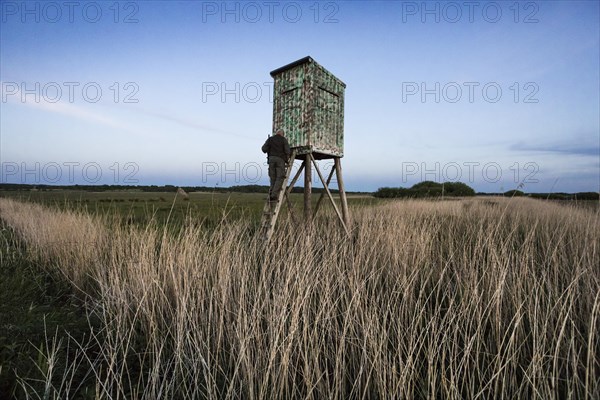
[0,191,598,399]
[0,190,377,228]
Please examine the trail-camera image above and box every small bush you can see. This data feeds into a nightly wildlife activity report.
[504,189,525,197]
[374,181,475,198]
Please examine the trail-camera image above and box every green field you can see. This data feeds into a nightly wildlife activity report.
[0,190,378,228]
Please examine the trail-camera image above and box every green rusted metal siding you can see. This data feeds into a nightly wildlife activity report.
[273,64,309,152]
[271,57,345,159]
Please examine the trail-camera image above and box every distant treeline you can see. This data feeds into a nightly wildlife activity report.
[374,182,599,200]
[1,183,597,200]
[0,183,367,195]
[501,190,599,200]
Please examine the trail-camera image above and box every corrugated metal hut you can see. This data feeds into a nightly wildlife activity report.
[270,56,346,160]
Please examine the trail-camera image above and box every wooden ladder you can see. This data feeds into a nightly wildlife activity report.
[260,150,297,241]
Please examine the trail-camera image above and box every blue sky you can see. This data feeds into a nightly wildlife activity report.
[1,0,598,193]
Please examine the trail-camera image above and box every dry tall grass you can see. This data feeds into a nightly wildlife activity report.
[0,197,598,399]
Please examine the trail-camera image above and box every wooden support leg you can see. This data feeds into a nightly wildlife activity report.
[286,162,304,197]
[334,157,350,228]
[304,155,312,223]
[312,157,349,236]
[283,161,304,225]
[314,164,336,218]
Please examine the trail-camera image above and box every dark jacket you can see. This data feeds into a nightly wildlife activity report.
[262,135,291,161]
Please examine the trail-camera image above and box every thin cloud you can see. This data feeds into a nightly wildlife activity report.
[1,83,247,140]
[511,141,600,157]
[132,107,254,140]
[1,81,143,135]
